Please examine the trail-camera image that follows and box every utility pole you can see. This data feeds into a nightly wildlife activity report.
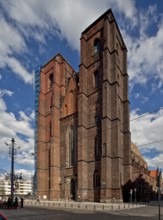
[157,167,161,220]
[11,138,15,208]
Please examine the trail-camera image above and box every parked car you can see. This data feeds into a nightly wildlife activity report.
[0,213,8,220]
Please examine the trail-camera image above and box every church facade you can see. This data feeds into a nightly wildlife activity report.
[36,9,136,202]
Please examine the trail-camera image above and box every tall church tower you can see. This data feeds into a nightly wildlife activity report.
[36,9,131,203]
[78,9,131,202]
[36,54,77,200]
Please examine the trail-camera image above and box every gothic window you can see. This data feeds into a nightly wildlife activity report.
[94,136,101,157]
[49,73,54,89]
[65,104,68,115]
[93,38,100,54]
[65,74,70,91]
[69,126,76,166]
[94,70,99,88]
[69,90,74,111]
[93,170,100,188]
[95,115,100,123]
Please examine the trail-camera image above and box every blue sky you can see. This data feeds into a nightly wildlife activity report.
[0,0,163,179]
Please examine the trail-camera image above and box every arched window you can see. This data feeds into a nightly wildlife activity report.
[69,126,76,166]
[93,38,100,54]
[94,70,99,88]
[49,73,54,89]
[93,170,100,188]
[69,90,74,112]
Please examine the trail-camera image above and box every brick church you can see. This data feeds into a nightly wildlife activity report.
[36,9,160,203]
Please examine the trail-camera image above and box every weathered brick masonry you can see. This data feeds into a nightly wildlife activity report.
[36,9,156,203]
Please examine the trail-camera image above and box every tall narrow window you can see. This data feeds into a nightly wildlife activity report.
[70,90,74,112]
[49,73,54,89]
[94,136,101,157]
[94,70,99,88]
[69,126,76,166]
[93,170,100,188]
[65,104,68,115]
[93,38,100,54]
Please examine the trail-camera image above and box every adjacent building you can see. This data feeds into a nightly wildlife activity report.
[0,177,32,198]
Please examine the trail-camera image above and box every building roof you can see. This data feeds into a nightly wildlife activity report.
[150,170,157,178]
[42,53,77,73]
[131,142,145,161]
[81,8,127,50]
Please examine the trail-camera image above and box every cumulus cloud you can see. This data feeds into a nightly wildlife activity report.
[0,0,162,175]
[145,154,163,170]
[123,7,163,87]
[130,108,163,168]
[0,89,14,111]
[0,15,33,84]
[7,57,33,84]
[0,89,14,97]
[0,91,34,168]
[0,0,162,89]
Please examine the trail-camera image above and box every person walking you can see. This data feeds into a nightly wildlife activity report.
[21,197,24,208]
[7,197,11,209]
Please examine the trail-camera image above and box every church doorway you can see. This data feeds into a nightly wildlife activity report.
[70,179,76,200]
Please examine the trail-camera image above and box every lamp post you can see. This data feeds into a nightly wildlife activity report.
[11,138,15,208]
[157,168,161,220]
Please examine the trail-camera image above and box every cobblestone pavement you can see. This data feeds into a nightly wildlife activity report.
[0,204,162,220]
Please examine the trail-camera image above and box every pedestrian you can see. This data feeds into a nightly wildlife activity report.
[7,197,11,209]
[14,196,18,209]
[21,197,24,208]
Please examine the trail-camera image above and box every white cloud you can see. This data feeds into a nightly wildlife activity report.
[7,57,33,84]
[0,89,14,111]
[0,15,33,84]
[0,98,7,112]
[130,109,163,152]
[133,93,149,103]
[145,154,163,170]
[0,0,162,176]
[0,89,14,97]
[0,0,162,88]
[19,111,31,122]
[0,16,26,56]
[0,0,137,51]
[131,108,163,170]
[123,8,163,87]
[30,111,35,120]
[134,93,140,99]
[0,92,34,168]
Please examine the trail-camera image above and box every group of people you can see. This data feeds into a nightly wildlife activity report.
[7,196,24,209]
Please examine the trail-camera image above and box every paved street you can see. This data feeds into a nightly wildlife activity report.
[0,204,163,220]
